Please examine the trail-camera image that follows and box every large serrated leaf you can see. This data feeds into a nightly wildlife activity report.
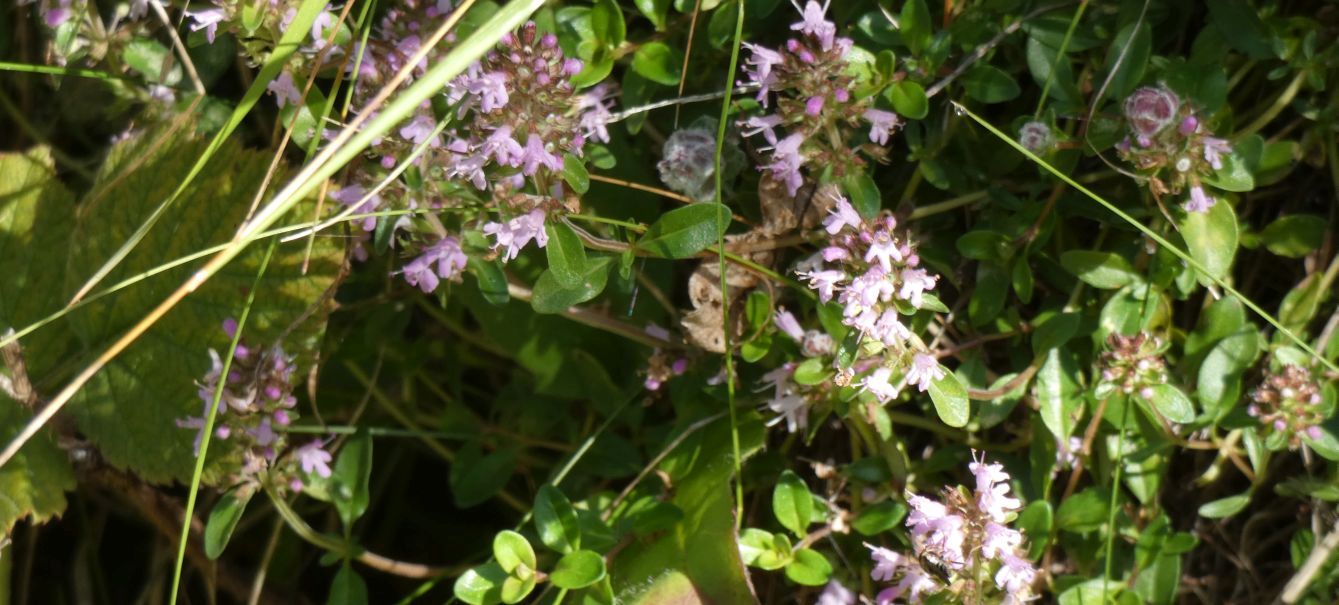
[0,148,80,531]
[63,131,343,484]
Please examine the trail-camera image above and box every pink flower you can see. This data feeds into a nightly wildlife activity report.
[799,269,845,303]
[398,237,469,293]
[864,233,903,272]
[295,440,333,478]
[823,195,863,235]
[483,208,549,262]
[805,95,825,116]
[905,353,943,393]
[790,1,837,50]
[994,553,1036,600]
[906,494,967,569]
[861,367,899,403]
[467,69,509,112]
[519,133,563,175]
[483,126,525,166]
[863,108,900,146]
[741,114,784,145]
[1202,136,1231,170]
[186,6,227,44]
[816,579,855,605]
[898,268,937,308]
[1183,185,1215,213]
[970,454,1021,522]
[875,565,939,605]
[763,133,807,195]
[981,522,1023,560]
[577,84,617,144]
[267,71,302,108]
[399,113,439,146]
[331,185,381,232]
[774,309,805,341]
[742,43,784,102]
[870,310,910,347]
[866,544,903,581]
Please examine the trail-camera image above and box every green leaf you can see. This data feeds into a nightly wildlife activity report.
[961,64,1020,103]
[500,567,536,603]
[1057,487,1110,532]
[550,550,608,589]
[454,561,508,605]
[1017,500,1053,560]
[885,80,928,120]
[851,501,907,536]
[772,471,814,538]
[1060,250,1141,290]
[1197,329,1258,418]
[635,203,730,258]
[1144,384,1194,424]
[928,369,969,428]
[0,149,78,531]
[899,0,932,55]
[631,41,682,85]
[738,528,792,570]
[1031,312,1081,356]
[1203,153,1255,192]
[450,443,518,508]
[545,222,589,289]
[1258,214,1325,258]
[493,530,537,574]
[1034,348,1081,439]
[1302,428,1339,462]
[468,257,511,305]
[534,485,582,554]
[1207,0,1275,59]
[616,417,765,605]
[1102,22,1152,100]
[956,230,1013,263]
[64,131,342,483]
[1198,492,1251,519]
[843,172,881,219]
[563,154,590,194]
[530,257,612,313]
[123,38,181,85]
[634,0,671,29]
[327,564,369,605]
[204,487,252,559]
[590,0,626,48]
[330,429,373,527]
[792,358,829,386]
[784,549,833,586]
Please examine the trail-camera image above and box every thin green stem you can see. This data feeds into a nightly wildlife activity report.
[909,190,989,220]
[715,0,747,532]
[1236,70,1307,140]
[564,213,647,232]
[0,61,126,80]
[1034,0,1088,118]
[1103,401,1131,593]
[953,102,1339,375]
[168,238,278,603]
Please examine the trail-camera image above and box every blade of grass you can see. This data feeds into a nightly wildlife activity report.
[66,0,329,305]
[0,0,544,472]
[952,101,1339,374]
[715,0,747,531]
[168,237,276,603]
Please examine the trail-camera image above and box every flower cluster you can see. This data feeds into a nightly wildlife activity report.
[641,325,688,392]
[657,123,745,202]
[176,319,331,493]
[1250,364,1326,450]
[1095,332,1169,400]
[866,455,1037,605]
[797,197,944,403]
[1116,86,1233,213]
[1017,121,1055,155]
[738,1,899,195]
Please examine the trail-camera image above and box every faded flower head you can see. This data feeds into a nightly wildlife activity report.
[1096,332,1168,399]
[1124,86,1180,143]
[1018,121,1054,154]
[1250,364,1326,450]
